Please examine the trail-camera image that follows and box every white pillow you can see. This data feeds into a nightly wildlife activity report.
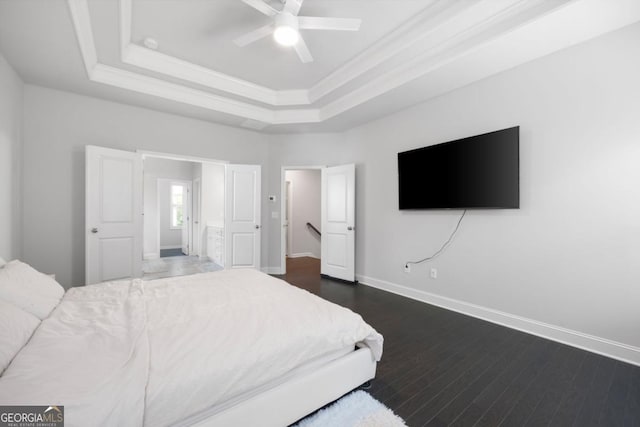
[0,299,40,374]
[0,260,65,319]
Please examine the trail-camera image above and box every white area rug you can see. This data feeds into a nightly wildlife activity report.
[294,391,406,427]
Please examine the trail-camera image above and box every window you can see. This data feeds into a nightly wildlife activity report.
[170,184,184,229]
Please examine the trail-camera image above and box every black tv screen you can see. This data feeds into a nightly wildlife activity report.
[398,127,519,209]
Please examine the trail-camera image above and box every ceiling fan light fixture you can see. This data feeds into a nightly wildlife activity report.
[273,11,299,46]
[274,25,299,46]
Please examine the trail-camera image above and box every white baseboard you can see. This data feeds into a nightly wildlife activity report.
[160,246,181,250]
[357,274,640,367]
[288,252,320,259]
[143,252,159,260]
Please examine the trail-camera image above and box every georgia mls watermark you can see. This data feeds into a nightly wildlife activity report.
[0,406,64,427]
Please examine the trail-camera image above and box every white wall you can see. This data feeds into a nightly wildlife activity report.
[22,85,269,287]
[0,52,23,261]
[285,170,321,258]
[267,23,640,362]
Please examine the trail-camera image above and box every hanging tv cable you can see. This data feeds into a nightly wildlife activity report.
[405,210,467,269]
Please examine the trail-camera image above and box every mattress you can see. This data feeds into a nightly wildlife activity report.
[0,269,383,427]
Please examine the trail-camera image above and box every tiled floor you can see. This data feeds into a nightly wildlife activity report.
[142,255,223,280]
[160,248,185,257]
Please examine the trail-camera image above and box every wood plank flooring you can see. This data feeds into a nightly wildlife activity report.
[277,257,640,426]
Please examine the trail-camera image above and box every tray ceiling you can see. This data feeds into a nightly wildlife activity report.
[0,0,639,132]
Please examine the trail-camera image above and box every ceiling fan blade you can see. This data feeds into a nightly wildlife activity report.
[241,0,278,17]
[294,36,313,63]
[297,17,361,31]
[234,24,274,47]
[284,0,304,16]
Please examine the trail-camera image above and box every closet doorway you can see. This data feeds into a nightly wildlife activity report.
[85,145,262,284]
[141,155,224,280]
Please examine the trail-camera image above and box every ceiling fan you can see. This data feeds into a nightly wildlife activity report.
[234,0,362,63]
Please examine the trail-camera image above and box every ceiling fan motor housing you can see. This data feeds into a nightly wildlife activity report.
[274,12,299,46]
[275,11,299,32]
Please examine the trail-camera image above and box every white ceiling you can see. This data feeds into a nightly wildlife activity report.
[0,0,639,133]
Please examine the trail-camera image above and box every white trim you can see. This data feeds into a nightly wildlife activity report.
[122,43,284,106]
[67,0,97,76]
[260,267,281,275]
[143,252,159,260]
[138,150,228,165]
[67,0,615,126]
[287,252,320,259]
[357,274,640,367]
[160,245,182,250]
[308,0,474,102]
[119,0,131,54]
[286,180,293,260]
[90,64,279,123]
[241,119,270,131]
[280,166,325,275]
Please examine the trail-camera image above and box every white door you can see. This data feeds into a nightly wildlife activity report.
[225,164,261,269]
[192,178,201,257]
[181,183,191,255]
[321,164,355,282]
[86,146,143,284]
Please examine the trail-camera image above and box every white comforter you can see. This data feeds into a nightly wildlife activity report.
[0,269,382,427]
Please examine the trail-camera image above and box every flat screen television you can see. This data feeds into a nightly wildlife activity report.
[398,126,519,210]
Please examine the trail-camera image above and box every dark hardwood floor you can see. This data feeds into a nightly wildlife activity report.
[276,257,640,427]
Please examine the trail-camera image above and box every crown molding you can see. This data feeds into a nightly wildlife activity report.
[119,0,308,106]
[68,0,583,128]
[115,0,482,106]
[320,0,575,122]
[68,0,98,75]
[91,64,277,122]
[121,44,290,106]
[307,0,478,103]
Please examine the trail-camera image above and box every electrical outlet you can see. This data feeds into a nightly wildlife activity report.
[430,268,438,279]
[404,263,411,273]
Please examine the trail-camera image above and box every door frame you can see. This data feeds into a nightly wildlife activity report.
[285,180,293,258]
[192,177,202,257]
[279,166,324,275]
[141,151,228,260]
[156,178,192,255]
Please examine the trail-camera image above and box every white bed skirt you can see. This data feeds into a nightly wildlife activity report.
[182,347,377,427]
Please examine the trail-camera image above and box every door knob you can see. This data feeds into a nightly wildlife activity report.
[255,225,261,229]
[91,227,98,234]
[347,226,354,231]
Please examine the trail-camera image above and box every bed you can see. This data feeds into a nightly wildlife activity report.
[0,261,383,427]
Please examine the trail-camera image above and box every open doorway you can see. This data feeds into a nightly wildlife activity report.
[280,164,356,282]
[85,146,263,284]
[141,156,225,280]
[281,167,322,275]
